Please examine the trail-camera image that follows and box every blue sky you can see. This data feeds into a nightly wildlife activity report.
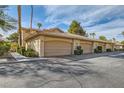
[1,5,124,41]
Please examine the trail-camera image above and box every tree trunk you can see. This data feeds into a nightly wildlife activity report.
[17,5,22,47]
[30,5,33,32]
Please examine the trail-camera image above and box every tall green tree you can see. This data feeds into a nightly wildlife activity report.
[68,20,86,36]
[121,40,124,44]
[99,35,107,41]
[7,32,18,42]
[122,31,124,37]
[37,22,42,29]
[0,6,16,32]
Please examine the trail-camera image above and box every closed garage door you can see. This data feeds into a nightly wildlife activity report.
[45,41,72,56]
[81,43,92,54]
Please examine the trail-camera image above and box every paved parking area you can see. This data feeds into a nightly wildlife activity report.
[0,52,124,88]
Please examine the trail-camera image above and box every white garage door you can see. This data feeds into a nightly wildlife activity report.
[45,41,72,56]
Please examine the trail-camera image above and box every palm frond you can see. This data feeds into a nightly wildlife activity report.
[0,6,17,32]
[0,5,8,11]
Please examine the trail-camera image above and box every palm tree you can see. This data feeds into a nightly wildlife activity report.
[30,5,33,32]
[92,33,96,39]
[122,31,124,36]
[37,23,42,29]
[90,32,96,39]
[112,38,116,42]
[17,5,22,47]
[0,6,16,32]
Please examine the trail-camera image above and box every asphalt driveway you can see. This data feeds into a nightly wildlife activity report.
[0,52,124,88]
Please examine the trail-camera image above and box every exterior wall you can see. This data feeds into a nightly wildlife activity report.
[72,39,93,54]
[26,36,41,56]
[80,40,93,53]
[115,45,123,50]
[25,33,123,57]
[22,29,38,47]
[40,36,45,57]
[106,43,113,50]
[93,42,106,52]
[71,39,81,54]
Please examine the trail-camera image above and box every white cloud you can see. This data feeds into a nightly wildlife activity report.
[43,5,124,41]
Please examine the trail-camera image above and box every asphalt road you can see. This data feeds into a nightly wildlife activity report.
[0,52,124,88]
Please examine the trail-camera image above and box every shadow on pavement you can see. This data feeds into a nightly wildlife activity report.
[55,51,124,61]
[0,60,95,77]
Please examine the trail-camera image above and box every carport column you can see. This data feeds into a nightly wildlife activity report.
[105,43,107,51]
[111,44,114,51]
[25,42,28,51]
[112,43,115,51]
[92,41,96,53]
[72,39,75,54]
[102,43,106,52]
[39,36,45,57]
[72,39,79,54]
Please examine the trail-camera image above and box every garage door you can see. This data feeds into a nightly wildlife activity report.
[44,41,72,56]
[81,43,92,54]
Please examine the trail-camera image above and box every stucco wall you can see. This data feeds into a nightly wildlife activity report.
[93,42,107,52]
[26,36,41,56]
[115,45,123,49]
[106,44,113,49]
[22,29,38,46]
[80,40,93,53]
[25,34,123,57]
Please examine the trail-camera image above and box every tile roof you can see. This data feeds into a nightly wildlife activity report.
[22,27,123,45]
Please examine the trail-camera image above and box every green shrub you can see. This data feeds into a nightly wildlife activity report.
[0,45,5,56]
[106,49,112,52]
[74,46,83,55]
[10,42,18,52]
[114,48,124,51]
[0,41,11,56]
[24,48,38,57]
[94,46,102,53]
[94,48,98,53]
[17,47,38,57]
[114,48,117,51]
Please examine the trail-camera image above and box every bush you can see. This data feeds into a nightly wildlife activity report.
[114,48,124,51]
[0,45,5,56]
[114,48,117,51]
[17,47,23,54]
[74,46,83,55]
[24,48,38,57]
[94,48,98,53]
[0,41,11,56]
[10,43,18,52]
[94,46,102,53]
[106,49,112,52]
[17,47,38,57]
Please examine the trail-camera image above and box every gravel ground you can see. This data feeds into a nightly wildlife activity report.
[0,52,124,88]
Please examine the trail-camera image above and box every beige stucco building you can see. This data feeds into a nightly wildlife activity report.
[21,28,124,57]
